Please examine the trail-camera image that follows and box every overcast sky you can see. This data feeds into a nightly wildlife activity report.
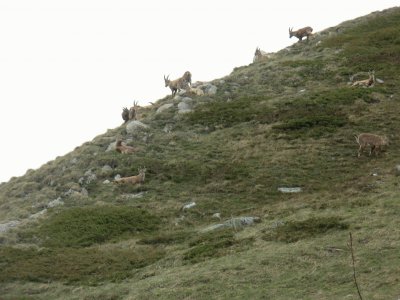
[0,0,398,183]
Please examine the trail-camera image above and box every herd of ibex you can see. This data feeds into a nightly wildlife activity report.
[114,25,388,186]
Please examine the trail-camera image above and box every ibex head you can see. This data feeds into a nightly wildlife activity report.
[289,27,294,38]
[164,75,170,87]
[254,47,261,56]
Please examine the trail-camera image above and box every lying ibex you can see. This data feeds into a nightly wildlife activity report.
[355,133,389,157]
[114,167,146,185]
[352,71,375,87]
[121,101,140,123]
[115,139,137,154]
[164,71,192,96]
[253,47,269,62]
[289,26,313,41]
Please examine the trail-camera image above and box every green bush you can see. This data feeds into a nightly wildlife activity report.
[0,246,164,284]
[35,206,161,247]
[264,217,349,243]
[184,230,254,263]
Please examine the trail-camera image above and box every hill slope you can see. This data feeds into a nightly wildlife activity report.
[1,7,400,299]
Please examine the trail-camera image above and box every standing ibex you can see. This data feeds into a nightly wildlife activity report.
[355,133,389,157]
[129,101,139,120]
[352,71,375,87]
[164,71,192,96]
[253,47,269,62]
[289,26,313,41]
[114,167,147,185]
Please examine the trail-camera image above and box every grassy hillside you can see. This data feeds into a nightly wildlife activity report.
[1,7,400,299]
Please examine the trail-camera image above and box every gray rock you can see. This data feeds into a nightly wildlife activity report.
[103,179,111,184]
[29,209,47,220]
[126,120,150,135]
[201,216,261,232]
[163,124,173,133]
[156,103,174,114]
[81,188,89,197]
[83,170,97,184]
[174,95,183,101]
[106,141,117,152]
[177,101,193,114]
[102,165,113,172]
[47,197,64,208]
[182,201,196,210]
[395,165,400,176]
[120,192,146,199]
[278,187,302,193]
[0,220,20,233]
[203,83,218,95]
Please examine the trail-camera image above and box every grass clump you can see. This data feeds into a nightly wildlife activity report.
[0,246,164,285]
[273,115,347,132]
[138,230,191,245]
[264,216,349,243]
[34,206,161,247]
[183,229,254,264]
[184,96,273,128]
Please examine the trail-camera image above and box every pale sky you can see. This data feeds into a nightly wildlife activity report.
[0,0,398,183]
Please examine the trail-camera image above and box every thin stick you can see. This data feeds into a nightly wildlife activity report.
[349,232,363,300]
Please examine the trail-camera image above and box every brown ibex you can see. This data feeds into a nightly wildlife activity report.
[352,71,375,87]
[355,133,389,157]
[114,167,146,185]
[129,101,139,120]
[164,71,192,96]
[253,47,269,62]
[289,26,313,41]
[115,139,138,154]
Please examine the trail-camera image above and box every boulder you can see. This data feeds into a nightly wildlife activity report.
[47,197,64,208]
[201,216,261,232]
[0,220,20,233]
[156,103,174,114]
[126,120,150,135]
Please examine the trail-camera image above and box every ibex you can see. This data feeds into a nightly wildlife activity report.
[164,71,192,96]
[352,71,375,87]
[289,26,313,41]
[114,167,146,185]
[253,47,269,62]
[182,71,192,87]
[121,101,140,123]
[122,107,129,123]
[129,101,139,120]
[355,133,389,157]
[115,139,137,154]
